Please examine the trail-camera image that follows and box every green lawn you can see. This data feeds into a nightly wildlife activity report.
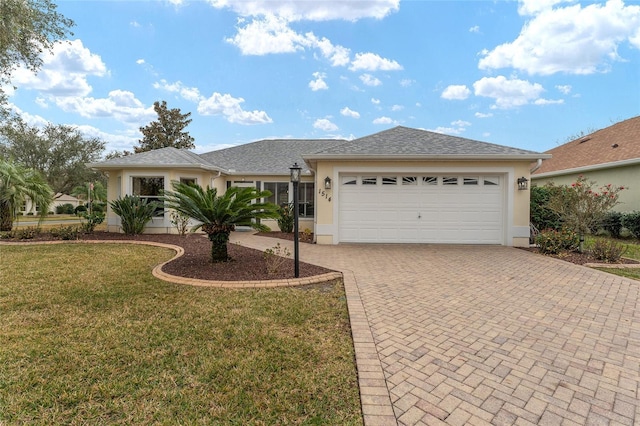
[585,236,640,281]
[0,244,361,425]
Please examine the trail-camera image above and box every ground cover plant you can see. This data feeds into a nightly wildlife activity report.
[0,244,361,425]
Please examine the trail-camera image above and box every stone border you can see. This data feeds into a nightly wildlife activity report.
[585,262,640,269]
[1,240,343,288]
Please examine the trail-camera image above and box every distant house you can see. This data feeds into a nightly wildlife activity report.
[21,193,80,215]
[531,116,640,212]
[89,126,549,247]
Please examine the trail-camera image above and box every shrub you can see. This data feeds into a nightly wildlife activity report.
[601,211,624,238]
[50,225,80,240]
[74,205,87,215]
[591,239,627,263]
[26,212,34,216]
[535,228,580,255]
[79,211,105,233]
[301,228,313,242]
[11,226,40,240]
[56,203,75,214]
[277,203,294,233]
[109,195,158,235]
[263,243,291,275]
[530,185,562,231]
[170,211,190,236]
[622,211,640,239]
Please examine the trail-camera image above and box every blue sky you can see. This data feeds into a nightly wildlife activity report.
[6,0,640,155]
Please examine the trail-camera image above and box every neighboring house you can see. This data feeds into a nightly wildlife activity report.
[89,126,549,247]
[21,193,80,215]
[532,116,640,212]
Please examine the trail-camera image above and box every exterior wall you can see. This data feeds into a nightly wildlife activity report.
[532,164,640,212]
[313,159,534,247]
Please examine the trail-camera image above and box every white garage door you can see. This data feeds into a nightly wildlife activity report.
[338,174,504,244]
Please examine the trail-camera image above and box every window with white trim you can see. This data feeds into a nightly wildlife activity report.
[264,182,289,206]
[341,176,357,185]
[463,177,479,185]
[132,176,165,217]
[297,182,314,218]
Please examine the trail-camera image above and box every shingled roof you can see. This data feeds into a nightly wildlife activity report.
[304,126,547,160]
[88,147,222,171]
[533,116,640,176]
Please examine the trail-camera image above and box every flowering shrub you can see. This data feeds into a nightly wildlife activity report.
[535,228,580,255]
[546,176,624,237]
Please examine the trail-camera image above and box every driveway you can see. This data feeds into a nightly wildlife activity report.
[231,233,640,426]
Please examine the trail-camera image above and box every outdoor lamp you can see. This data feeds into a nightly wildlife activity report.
[517,176,529,190]
[289,163,302,278]
[324,176,332,190]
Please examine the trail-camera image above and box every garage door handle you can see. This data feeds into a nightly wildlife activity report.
[418,213,421,219]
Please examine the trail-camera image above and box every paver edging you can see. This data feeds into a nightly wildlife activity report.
[1,240,343,288]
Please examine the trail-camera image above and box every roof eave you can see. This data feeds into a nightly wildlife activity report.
[532,157,640,179]
[87,163,227,173]
[302,154,552,161]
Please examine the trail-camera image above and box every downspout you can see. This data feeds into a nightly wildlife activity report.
[530,158,543,174]
[210,171,222,188]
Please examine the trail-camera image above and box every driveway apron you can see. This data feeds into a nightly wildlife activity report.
[231,232,640,426]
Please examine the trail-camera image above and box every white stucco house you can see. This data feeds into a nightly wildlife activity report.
[89,126,550,247]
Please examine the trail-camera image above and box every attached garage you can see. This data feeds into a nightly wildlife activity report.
[338,174,504,244]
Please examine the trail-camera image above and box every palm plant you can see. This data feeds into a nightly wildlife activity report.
[109,195,158,235]
[0,158,53,231]
[162,181,280,262]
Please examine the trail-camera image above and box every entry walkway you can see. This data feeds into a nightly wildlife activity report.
[231,232,640,426]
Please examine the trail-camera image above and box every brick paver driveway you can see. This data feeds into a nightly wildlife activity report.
[232,233,640,426]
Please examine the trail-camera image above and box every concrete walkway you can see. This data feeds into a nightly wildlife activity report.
[232,232,640,426]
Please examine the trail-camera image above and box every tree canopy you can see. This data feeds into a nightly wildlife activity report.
[0,118,105,195]
[135,101,195,153]
[0,0,74,116]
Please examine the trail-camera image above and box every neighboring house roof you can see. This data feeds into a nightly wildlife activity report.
[304,126,548,160]
[198,139,345,175]
[54,193,80,202]
[87,147,224,172]
[533,116,640,177]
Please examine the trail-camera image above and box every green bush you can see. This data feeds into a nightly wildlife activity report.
[277,203,294,233]
[622,211,640,239]
[591,239,627,263]
[601,211,624,238]
[109,195,158,235]
[530,185,562,231]
[50,225,80,240]
[74,205,87,215]
[79,211,105,233]
[535,228,580,255]
[26,212,34,216]
[56,203,75,214]
[11,226,41,240]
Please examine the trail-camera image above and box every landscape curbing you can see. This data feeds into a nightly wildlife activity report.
[0,239,343,288]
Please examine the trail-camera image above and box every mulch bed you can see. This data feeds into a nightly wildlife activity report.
[3,231,334,281]
[520,247,639,265]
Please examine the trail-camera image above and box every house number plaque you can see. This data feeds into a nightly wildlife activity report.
[318,189,331,202]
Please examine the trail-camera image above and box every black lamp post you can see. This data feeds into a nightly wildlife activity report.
[290,162,301,278]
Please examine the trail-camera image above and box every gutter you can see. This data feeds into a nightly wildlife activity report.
[532,157,640,179]
[530,159,543,174]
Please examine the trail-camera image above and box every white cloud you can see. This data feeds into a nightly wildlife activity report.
[197,92,272,125]
[226,15,308,55]
[53,90,155,123]
[313,118,338,131]
[360,74,382,86]
[136,59,145,65]
[349,52,403,71]
[475,112,494,118]
[479,0,640,75]
[400,79,414,87]
[371,98,381,105]
[74,124,140,153]
[130,21,141,28]
[441,84,471,100]
[473,76,545,109]
[311,35,351,66]
[556,84,572,94]
[534,98,565,105]
[372,116,396,125]
[309,72,328,91]
[11,39,107,97]
[207,0,400,22]
[452,120,471,127]
[154,79,203,102]
[469,25,480,33]
[430,126,466,135]
[340,107,360,118]
[391,104,404,111]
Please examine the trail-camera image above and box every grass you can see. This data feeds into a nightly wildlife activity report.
[594,267,640,281]
[584,235,640,281]
[0,244,361,425]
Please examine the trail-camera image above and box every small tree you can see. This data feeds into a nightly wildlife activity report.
[546,176,624,252]
[134,101,195,153]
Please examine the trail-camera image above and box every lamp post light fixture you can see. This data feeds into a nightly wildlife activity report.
[290,162,302,278]
[324,176,332,190]
[517,176,529,191]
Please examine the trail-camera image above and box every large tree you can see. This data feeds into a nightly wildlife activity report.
[0,0,74,116]
[0,158,52,231]
[135,100,195,153]
[0,118,105,195]
[162,182,280,262]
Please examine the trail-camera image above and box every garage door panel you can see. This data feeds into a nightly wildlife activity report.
[339,174,504,244]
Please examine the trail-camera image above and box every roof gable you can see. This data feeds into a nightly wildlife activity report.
[88,147,222,170]
[534,116,640,175]
[307,126,544,158]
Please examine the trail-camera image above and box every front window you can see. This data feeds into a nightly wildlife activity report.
[180,177,196,186]
[132,176,164,217]
[264,182,289,206]
[298,182,314,218]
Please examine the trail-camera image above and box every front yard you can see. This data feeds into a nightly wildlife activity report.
[0,243,362,425]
